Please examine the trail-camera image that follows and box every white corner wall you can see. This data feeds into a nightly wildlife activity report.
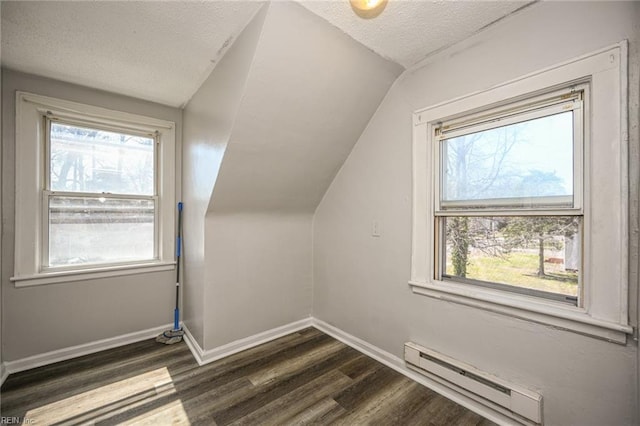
[200,2,400,351]
[181,5,268,349]
[1,69,182,361]
[204,212,312,349]
[209,2,402,215]
[313,2,640,425]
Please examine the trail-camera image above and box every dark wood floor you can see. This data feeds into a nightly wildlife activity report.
[1,328,494,425]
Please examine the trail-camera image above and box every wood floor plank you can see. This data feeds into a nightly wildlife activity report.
[423,392,481,425]
[331,375,413,425]
[0,329,497,426]
[229,369,352,426]
[153,378,253,426]
[380,380,439,425]
[284,397,346,424]
[337,353,383,380]
[246,339,344,386]
[210,346,362,425]
[332,360,403,411]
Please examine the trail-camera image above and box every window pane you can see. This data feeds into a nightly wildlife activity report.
[442,216,579,300]
[441,111,573,208]
[50,122,154,195]
[48,196,155,267]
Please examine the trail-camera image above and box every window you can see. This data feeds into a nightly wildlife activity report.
[46,121,156,268]
[434,87,584,305]
[12,92,176,286]
[410,43,632,343]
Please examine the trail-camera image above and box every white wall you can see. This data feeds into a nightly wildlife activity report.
[204,213,312,348]
[313,2,639,425]
[181,5,267,349]
[1,69,183,361]
[210,1,402,214]
[200,2,400,351]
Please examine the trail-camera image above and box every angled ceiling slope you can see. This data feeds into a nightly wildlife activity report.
[1,1,261,107]
[183,3,268,215]
[208,1,403,214]
[300,0,533,68]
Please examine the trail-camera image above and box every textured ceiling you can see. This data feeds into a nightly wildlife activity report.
[1,1,533,108]
[1,1,262,107]
[300,0,533,68]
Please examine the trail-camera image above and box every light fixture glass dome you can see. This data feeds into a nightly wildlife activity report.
[349,0,388,19]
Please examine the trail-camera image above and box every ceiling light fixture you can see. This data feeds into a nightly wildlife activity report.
[349,0,388,19]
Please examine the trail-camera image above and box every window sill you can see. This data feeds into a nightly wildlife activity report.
[11,261,176,287]
[408,280,633,344]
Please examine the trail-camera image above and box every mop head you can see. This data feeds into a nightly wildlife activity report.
[156,329,185,345]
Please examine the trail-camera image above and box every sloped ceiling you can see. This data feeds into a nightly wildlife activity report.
[208,1,402,213]
[2,1,533,108]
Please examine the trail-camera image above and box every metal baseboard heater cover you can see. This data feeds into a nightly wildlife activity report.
[404,342,542,424]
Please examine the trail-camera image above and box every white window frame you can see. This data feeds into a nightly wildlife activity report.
[410,42,632,343]
[11,92,176,287]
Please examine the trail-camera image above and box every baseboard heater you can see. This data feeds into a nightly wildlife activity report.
[404,342,542,424]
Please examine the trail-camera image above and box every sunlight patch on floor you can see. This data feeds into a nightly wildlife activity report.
[120,398,191,425]
[25,367,182,424]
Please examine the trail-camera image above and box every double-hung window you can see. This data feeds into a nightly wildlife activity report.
[435,87,584,305]
[12,92,176,286]
[45,120,157,268]
[410,43,632,343]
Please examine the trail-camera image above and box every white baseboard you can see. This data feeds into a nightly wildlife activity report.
[310,318,520,426]
[181,324,204,364]
[0,361,8,387]
[183,317,313,366]
[3,323,173,376]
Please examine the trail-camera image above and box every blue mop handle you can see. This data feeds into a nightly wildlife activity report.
[176,202,183,257]
[174,201,183,331]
